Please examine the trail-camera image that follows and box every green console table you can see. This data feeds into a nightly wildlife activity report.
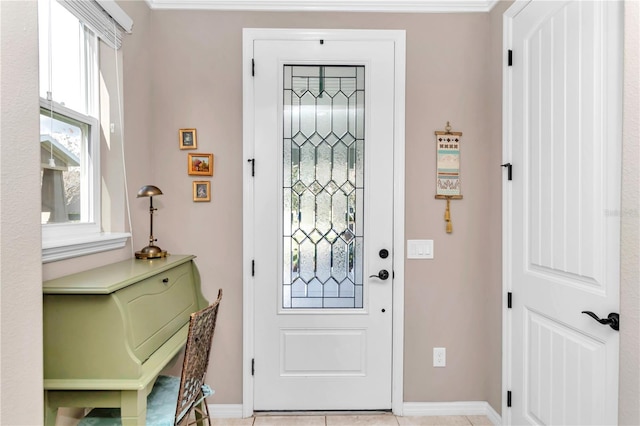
[43,255,208,425]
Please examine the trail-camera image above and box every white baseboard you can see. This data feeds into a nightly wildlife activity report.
[210,402,501,424]
[403,401,501,425]
[209,404,245,418]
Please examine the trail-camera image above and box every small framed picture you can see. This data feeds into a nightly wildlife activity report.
[187,153,213,176]
[193,181,211,202]
[179,129,197,150]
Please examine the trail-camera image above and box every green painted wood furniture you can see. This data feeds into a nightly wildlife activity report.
[43,255,208,426]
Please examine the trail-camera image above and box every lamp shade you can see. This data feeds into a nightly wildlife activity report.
[137,185,163,198]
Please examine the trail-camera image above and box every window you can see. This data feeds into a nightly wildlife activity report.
[38,0,129,261]
[39,106,97,225]
[39,0,100,237]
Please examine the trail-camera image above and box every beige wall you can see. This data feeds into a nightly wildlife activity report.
[138,7,505,407]
[619,1,640,424]
[0,1,44,424]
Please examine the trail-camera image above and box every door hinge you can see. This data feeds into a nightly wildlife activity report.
[508,292,512,309]
[501,163,512,181]
[508,49,513,66]
[251,358,255,376]
[507,390,512,407]
[248,158,255,176]
[252,58,255,76]
[251,260,255,276]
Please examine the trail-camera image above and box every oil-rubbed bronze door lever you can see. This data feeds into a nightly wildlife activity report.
[581,311,619,331]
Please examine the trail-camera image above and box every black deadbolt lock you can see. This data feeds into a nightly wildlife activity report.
[379,249,389,259]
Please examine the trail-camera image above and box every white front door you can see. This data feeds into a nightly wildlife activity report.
[249,34,398,410]
[505,1,622,424]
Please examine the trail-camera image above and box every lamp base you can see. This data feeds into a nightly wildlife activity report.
[135,245,168,259]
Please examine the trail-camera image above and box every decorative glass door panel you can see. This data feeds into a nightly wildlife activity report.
[283,65,365,309]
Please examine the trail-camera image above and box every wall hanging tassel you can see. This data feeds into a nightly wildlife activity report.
[435,121,463,234]
[444,197,452,233]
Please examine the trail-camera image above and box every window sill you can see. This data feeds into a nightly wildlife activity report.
[42,232,131,263]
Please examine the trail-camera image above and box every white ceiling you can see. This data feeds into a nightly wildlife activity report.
[144,0,500,13]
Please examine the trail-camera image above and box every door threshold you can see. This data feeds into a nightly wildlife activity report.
[254,410,393,417]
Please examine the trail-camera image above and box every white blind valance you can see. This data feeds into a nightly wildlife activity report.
[58,0,132,49]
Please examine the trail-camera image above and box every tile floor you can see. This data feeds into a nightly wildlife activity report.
[58,409,493,426]
[211,414,493,426]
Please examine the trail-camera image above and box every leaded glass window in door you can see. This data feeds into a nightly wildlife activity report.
[283,65,365,309]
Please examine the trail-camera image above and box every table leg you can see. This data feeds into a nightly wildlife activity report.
[120,389,147,426]
[43,391,58,426]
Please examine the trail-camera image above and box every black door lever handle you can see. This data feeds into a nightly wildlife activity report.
[581,311,619,331]
[369,270,389,280]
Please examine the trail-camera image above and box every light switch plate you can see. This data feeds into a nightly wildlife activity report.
[407,239,434,259]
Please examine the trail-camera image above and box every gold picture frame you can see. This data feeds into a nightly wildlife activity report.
[179,129,197,150]
[193,181,211,202]
[187,153,213,176]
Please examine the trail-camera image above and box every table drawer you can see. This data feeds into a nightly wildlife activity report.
[115,261,197,362]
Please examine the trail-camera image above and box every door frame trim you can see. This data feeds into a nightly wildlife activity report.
[242,28,406,417]
[502,2,528,421]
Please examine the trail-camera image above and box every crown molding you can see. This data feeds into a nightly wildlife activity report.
[144,0,499,13]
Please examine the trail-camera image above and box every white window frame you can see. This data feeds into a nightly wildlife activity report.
[40,99,100,237]
[40,5,128,262]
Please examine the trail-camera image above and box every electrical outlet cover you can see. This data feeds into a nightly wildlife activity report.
[433,347,446,367]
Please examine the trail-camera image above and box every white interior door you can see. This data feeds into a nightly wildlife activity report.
[505,1,622,424]
[250,37,396,410]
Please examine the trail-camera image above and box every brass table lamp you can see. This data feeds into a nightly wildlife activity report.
[135,185,168,259]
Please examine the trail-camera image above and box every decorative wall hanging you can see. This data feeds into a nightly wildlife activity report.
[435,121,462,234]
[179,128,197,150]
[187,153,213,176]
[193,181,211,202]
